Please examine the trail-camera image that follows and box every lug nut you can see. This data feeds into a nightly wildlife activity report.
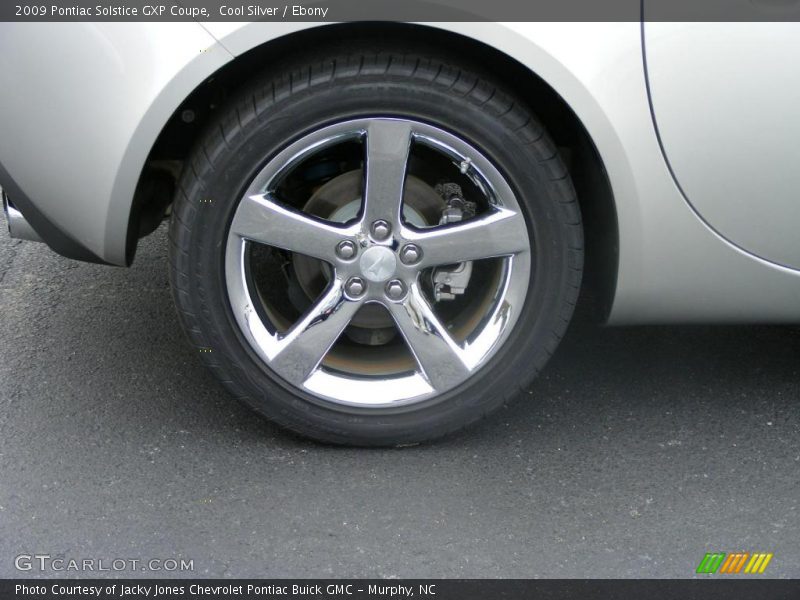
[336,240,357,260]
[344,277,366,299]
[370,220,391,240]
[399,244,422,265]
[385,279,407,301]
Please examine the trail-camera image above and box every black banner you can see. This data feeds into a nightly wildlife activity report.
[3,0,800,22]
[3,579,800,600]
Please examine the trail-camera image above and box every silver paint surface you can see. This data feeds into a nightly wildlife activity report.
[1,22,800,322]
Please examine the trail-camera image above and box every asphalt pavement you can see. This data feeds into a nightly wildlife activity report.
[1,225,798,578]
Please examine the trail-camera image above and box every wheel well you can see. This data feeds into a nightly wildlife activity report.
[133,22,618,321]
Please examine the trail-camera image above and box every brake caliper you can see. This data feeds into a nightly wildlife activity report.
[432,183,477,302]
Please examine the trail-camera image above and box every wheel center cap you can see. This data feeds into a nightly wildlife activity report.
[359,246,397,282]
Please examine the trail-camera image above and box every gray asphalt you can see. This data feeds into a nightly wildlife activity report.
[0,225,798,579]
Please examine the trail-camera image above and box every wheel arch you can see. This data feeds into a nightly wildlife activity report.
[129,22,619,321]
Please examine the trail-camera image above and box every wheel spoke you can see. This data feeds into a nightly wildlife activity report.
[386,284,471,391]
[408,208,529,268]
[361,120,413,227]
[268,280,361,386]
[231,193,354,261]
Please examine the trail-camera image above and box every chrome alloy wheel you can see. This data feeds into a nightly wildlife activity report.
[224,118,531,408]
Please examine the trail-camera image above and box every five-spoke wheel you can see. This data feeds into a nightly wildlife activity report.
[225,118,530,407]
[169,45,582,444]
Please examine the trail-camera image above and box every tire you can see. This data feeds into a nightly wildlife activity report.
[168,43,583,446]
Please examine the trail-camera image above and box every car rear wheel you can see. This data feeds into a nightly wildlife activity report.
[168,45,583,445]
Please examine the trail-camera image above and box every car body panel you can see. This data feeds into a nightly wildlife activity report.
[1,21,800,322]
[0,22,230,265]
[644,22,800,270]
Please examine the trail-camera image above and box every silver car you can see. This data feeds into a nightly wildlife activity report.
[1,22,799,445]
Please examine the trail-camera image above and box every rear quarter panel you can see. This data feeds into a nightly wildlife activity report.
[0,22,229,264]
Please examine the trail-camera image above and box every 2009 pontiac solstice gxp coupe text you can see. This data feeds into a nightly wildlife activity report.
[1,21,799,445]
